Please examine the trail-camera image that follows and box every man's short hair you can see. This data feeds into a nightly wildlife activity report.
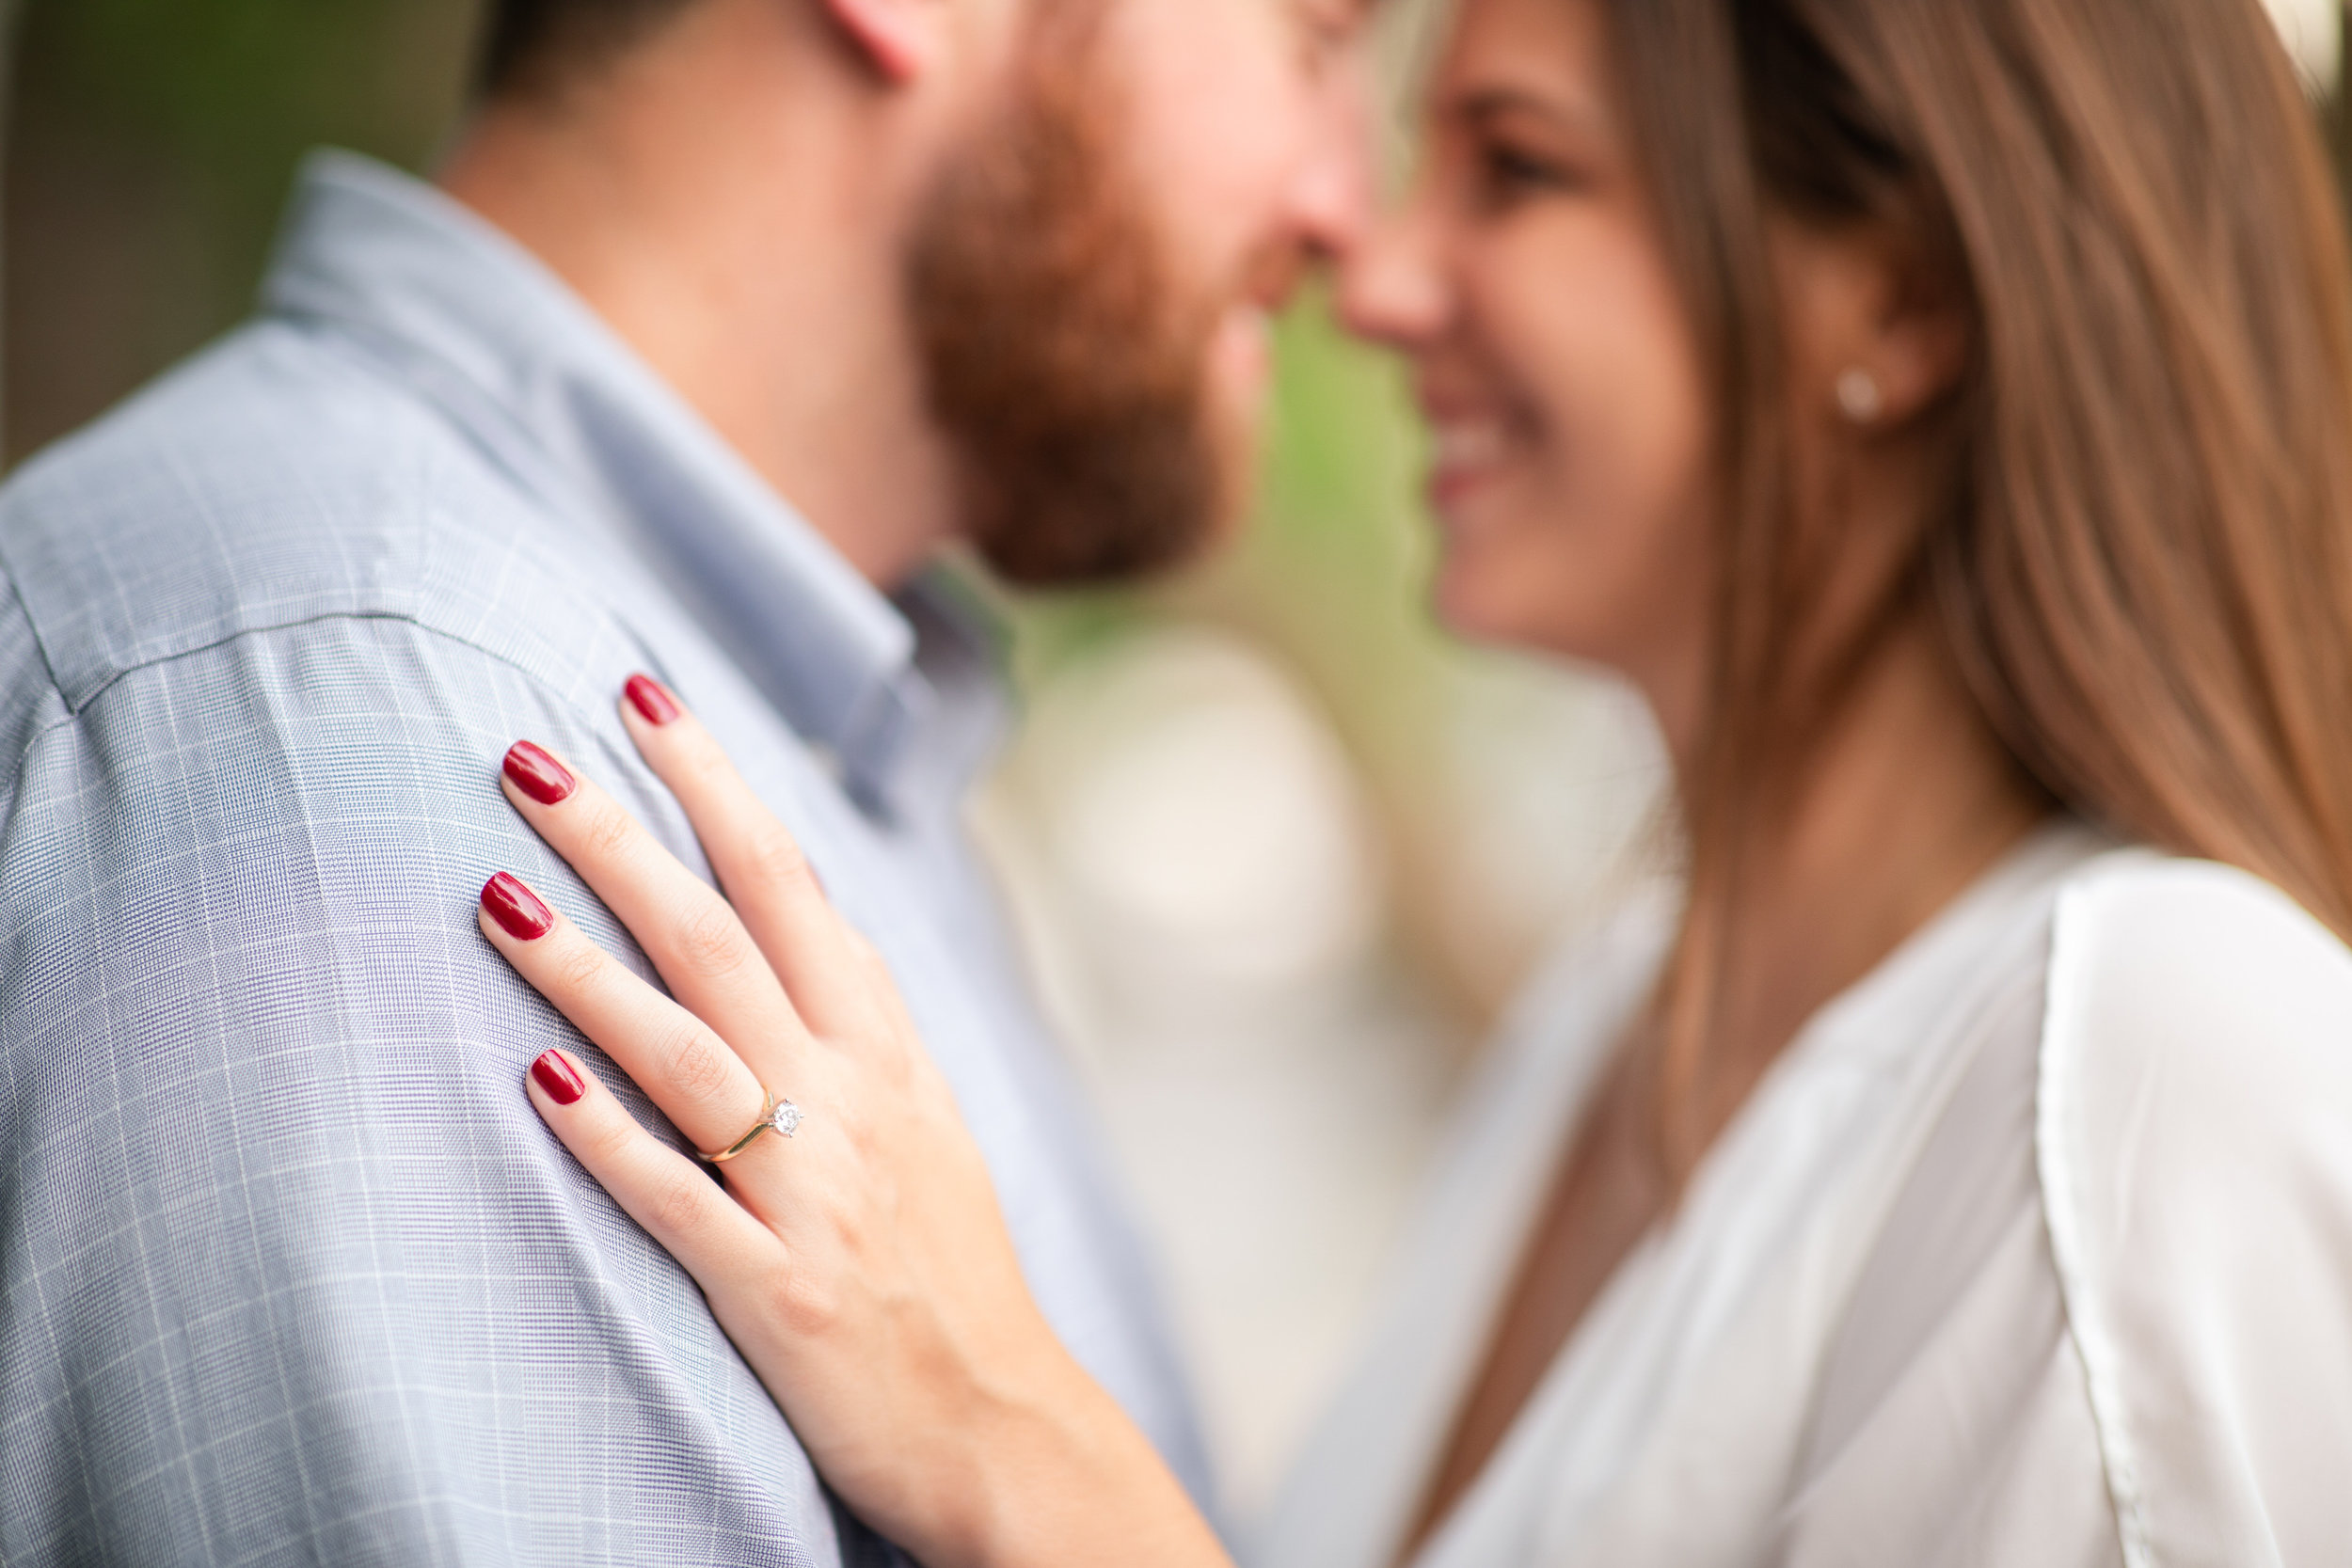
[476,0,707,103]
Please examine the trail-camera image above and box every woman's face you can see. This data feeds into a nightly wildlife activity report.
[1342,0,1713,714]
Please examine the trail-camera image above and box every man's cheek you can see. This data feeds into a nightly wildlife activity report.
[1209,307,1276,418]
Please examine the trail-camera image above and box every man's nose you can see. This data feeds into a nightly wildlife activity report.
[1284,63,1378,267]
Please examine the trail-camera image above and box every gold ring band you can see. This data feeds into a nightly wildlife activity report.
[699,1087,805,1164]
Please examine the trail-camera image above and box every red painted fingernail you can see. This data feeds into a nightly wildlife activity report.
[503,741,577,805]
[625,673,682,727]
[482,873,555,941]
[532,1050,587,1105]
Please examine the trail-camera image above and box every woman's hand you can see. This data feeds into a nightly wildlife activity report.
[476,677,1226,1568]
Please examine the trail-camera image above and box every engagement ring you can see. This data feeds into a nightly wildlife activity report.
[700,1088,805,1164]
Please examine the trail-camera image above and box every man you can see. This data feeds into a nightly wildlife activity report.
[0,0,1370,1560]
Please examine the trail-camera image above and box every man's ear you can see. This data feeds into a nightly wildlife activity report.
[818,0,944,83]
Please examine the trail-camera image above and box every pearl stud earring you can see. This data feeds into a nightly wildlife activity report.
[1836,368,1885,425]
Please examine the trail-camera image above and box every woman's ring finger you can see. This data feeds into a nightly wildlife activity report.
[700,1086,808,1164]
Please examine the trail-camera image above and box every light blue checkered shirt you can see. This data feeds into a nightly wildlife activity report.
[0,150,1210,1566]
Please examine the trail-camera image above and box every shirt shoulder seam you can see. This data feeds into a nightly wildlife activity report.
[4,606,627,802]
[2,567,70,802]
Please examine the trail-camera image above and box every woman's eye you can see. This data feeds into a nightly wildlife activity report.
[1476,142,1579,204]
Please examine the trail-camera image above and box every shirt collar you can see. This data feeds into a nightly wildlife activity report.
[259,150,1001,819]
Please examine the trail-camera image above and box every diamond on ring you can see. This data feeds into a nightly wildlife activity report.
[700,1087,807,1163]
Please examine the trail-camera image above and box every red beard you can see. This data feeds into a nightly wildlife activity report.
[905,20,1242,589]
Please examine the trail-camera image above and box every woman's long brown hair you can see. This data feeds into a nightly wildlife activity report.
[1610,0,2352,1166]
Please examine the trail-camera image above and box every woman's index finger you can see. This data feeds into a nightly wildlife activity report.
[617,676,872,1039]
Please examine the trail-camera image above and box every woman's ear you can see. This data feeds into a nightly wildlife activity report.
[1867,239,1972,428]
[1777,219,1972,432]
[818,0,945,83]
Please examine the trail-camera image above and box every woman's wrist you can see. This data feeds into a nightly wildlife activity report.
[947,1338,1231,1568]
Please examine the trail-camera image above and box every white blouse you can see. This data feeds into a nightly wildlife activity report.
[1252,825,2352,1567]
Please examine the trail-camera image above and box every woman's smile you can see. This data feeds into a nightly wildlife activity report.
[1422,403,1524,517]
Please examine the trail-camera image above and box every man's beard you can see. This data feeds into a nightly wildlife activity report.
[905,29,1246,589]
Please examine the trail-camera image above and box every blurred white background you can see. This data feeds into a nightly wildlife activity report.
[974,626,1665,1508]
[2267,0,2345,87]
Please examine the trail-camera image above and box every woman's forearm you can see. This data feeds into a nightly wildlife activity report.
[956,1347,1234,1568]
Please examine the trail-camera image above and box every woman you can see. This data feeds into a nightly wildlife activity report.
[470,0,2352,1561]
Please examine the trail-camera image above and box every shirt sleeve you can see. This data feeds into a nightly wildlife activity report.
[1774,956,2123,1568]
[0,615,857,1566]
[2039,859,2352,1568]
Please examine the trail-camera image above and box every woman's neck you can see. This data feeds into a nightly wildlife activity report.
[1397,618,2044,1562]
[1659,616,2051,1160]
